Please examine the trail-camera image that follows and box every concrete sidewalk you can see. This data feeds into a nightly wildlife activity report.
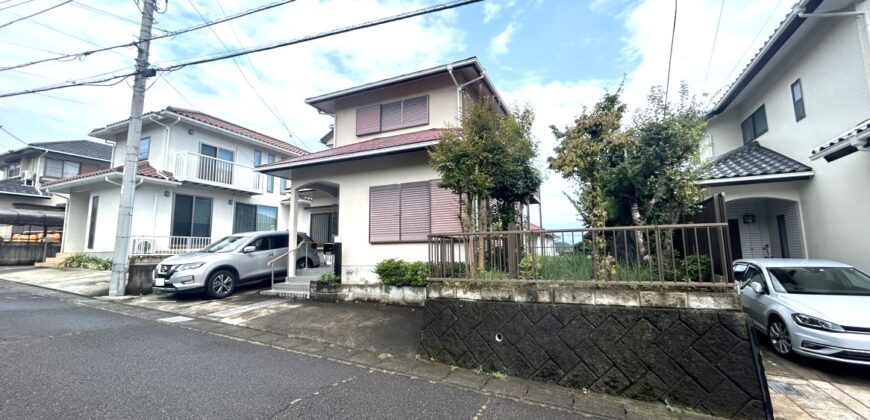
[0,266,110,296]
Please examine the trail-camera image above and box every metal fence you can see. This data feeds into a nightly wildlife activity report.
[428,223,733,288]
[129,235,213,256]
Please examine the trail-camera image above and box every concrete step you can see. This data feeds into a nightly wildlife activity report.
[34,261,64,268]
[261,282,311,299]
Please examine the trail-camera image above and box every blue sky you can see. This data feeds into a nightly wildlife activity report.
[0,0,794,228]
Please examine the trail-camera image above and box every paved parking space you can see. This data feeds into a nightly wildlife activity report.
[760,338,870,419]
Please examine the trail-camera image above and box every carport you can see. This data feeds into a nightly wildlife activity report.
[0,206,64,264]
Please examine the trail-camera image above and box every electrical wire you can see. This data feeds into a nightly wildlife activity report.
[664,0,678,104]
[0,0,72,30]
[157,0,483,72]
[0,0,483,99]
[702,0,726,97]
[0,0,299,73]
[161,75,197,109]
[0,0,37,12]
[0,124,28,145]
[70,0,168,33]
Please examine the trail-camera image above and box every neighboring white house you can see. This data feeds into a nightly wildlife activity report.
[258,57,541,283]
[44,107,308,260]
[702,0,870,272]
[0,140,111,240]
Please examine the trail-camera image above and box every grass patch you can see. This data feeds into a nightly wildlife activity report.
[60,255,112,271]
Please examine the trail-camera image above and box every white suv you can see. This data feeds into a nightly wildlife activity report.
[153,231,320,298]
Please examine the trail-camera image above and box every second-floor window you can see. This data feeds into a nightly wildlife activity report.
[266,154,276,193]
[45,158,81,178]
[791,80,805,122]
[356,95,429,136]
[138,137,150,161]
[6,161,20,178]
[741,105,768,144]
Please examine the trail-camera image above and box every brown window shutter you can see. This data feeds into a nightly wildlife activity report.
[402,96,429,127]
[430,180,462,234]
[380,101,403,131]
[400,181,431,241]
[356,104,381,136]
[370,185,400,242]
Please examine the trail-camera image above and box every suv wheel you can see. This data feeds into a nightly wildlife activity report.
[296,258,311,269]
[768,318,792,355]
[206,269,235,299]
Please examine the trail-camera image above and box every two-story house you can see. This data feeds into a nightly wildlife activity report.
[702,0,870,272]
[44,107,308,259]
[0,140,111,240]
[258,57,534,283]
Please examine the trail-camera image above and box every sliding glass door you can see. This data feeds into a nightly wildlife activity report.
[172,194,213,245]
[199,144,235,184]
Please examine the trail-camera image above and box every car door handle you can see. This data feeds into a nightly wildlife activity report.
[268,253,274,257]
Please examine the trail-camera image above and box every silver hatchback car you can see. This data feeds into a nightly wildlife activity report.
[736,259,870,365]
[153,231,321,299]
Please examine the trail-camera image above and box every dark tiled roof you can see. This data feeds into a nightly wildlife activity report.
[704,142,812,181]
[0,178,50,198]
[810,118,870,157]
[261,129,444,169]
[42,162,177,187]
[167,107,308,156]
[29,140,112,161]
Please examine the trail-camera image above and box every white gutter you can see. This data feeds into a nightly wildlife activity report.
[447,64,487,121]
[33,149,48,191]
[697,171,815,186]
[256,140,439,172]
[53,193,69,252]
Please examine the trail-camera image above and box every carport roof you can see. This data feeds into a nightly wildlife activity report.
[700,142,813,186]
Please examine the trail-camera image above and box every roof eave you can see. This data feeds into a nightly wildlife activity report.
[0,190,51,199]
[257,140,438,173]
[44,172,180,192]
[697,171,815,187]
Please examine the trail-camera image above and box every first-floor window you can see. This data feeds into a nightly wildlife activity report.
[6,161,20,178]
[369,179,461,243]
[87,196,99,249]
[233,203,277,233]
[45,158,81,178]
[171,194,212,237]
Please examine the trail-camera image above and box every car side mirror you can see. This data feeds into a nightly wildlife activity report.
[750,282,765,295]
[242,245,256,253]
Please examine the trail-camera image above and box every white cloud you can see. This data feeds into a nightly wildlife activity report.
[489,22,517,56]
[482,0,516,23]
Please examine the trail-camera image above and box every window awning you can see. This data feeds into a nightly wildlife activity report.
[699,142,813,186]
[0,207,65,226]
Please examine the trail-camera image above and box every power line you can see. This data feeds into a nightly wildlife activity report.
[0,0,299,73]
[0,124,28,145]
[664,0,678,104]
[3,9,133,61]
[0,0,484,99]
[70,0,168,33]
[0,0,37,12]
[161,75,198,109]
[186,0,298,147]
[705,0,787,109]
[0,0,72,30]
[158,0,484,72]
[0,38,66,55]
[702,0,726,96]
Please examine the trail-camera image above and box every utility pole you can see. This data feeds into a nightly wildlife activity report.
[109,0,157,296]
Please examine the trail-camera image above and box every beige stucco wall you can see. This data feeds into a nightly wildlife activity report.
[706,14,870,273]
[287,150,437,284]
[332,74,458,147]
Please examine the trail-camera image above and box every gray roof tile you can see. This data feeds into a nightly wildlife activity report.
[0,178,50,198]
[704,142,812,180]
[28,140,112,161]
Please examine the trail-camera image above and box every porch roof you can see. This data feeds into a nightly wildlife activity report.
[809,118,870,162]
[42,162,180,191]
[257,128,444,171]
[700,142,813,186]
[0,178,51,199]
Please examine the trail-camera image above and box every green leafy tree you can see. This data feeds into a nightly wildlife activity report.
[549,90,628,279]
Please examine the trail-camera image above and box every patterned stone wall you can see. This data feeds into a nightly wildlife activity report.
[420,299,767,419]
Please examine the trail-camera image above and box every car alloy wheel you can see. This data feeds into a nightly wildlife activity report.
[207,270,235,299]
[768,319,792,355]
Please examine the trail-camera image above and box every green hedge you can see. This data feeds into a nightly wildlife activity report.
[60,255,112,271]
[374,259,428,287]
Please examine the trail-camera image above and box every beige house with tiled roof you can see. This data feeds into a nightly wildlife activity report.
[258,57,541,284]
[45,107,308,260]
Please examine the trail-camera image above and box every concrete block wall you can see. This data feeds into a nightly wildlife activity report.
[420,299,767,419]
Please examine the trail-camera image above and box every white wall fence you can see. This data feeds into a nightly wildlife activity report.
[130,235,213,256]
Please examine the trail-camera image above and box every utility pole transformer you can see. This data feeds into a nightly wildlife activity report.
[109,0,157,296]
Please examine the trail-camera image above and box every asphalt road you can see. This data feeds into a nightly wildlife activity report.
[0,283,579,419]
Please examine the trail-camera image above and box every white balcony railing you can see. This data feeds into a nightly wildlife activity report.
[130,236,214,256]
[174,152,265,193]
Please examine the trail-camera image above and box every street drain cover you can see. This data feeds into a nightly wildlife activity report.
[768,381,801,397]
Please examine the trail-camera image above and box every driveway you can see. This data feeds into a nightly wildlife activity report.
[761,341,870,419]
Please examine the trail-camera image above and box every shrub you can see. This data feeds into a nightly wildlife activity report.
[60,254,112,270]
[678,254,712,282]
[374,259,429,287]
[318,272,340,285]
[519,254,542,279]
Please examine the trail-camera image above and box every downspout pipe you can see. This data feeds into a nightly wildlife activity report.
[799,6,870,103]
[33,150,48,192]
[447,64,487,121]
[148,112,181,174]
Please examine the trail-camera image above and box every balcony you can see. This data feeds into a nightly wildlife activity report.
[173,152,265,194]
